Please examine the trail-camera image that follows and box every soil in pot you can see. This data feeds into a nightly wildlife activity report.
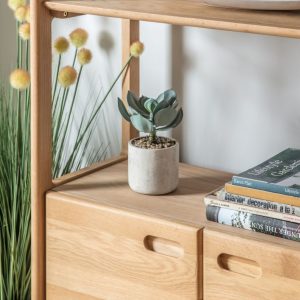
[132,136,176,149]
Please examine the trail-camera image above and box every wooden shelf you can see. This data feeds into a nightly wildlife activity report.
[48,161,300,251]
[50,161,231,228]
[45,0,300,38]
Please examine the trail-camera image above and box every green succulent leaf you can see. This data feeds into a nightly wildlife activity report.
[153,99,169,115]
[153,90,177,115]
[156,89,177,103]
[154,107,178,128]
[118,98,131,122]
[170,108,183,128]
[127,91,149,117]
[140,96,149,108]
[157,108,183,131]
[130,114,153,133]
[144,98,158,113]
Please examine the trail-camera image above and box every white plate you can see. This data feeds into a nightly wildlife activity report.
[203,0,300,10]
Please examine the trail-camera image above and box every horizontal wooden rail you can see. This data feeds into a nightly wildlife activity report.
[52,154,128,187]
[45,0,300,38]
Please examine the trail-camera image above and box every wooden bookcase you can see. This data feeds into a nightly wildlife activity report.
[31,1,300,299]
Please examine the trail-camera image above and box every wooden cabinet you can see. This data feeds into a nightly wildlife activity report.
[32,2,300,298]
[47,193,201,299]
[204,228,300,300]
[46,162,230,299]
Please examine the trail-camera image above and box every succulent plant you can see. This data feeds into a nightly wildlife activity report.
[118,89,183,142]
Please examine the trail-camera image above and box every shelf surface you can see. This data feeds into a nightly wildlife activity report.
[46,0,300,38]
[51,161,230,228]
[49,161,300,250]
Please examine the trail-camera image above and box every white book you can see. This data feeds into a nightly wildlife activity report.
[205,195,300,224]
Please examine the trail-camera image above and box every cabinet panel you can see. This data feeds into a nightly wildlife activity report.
[46,193,202,299]
[204,228,300,300]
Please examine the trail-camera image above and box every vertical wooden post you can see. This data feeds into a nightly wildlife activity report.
[121,19,139,153]
[31,1,53,299]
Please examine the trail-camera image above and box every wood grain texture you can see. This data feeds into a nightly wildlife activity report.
[31,1,53,299]
[48,284,103,300]
[46,192,202,299]
[204,228,300,300]
[45,0,300,38]
[204,0,300,10]
[53,154,127,187]
[121,19,139,153]
[47,163,230,299]
[51,161,232,228]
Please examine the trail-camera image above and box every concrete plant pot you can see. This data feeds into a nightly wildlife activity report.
[128,138,179,195]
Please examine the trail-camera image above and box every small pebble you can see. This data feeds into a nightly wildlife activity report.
[132,136,176,149]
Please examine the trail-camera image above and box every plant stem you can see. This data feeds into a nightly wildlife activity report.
[54,66,83,177]
[78,55,133,142]
[62,55,133,172]
[52,54,61,99]
[149,130,157,143]
[72,48,78,67]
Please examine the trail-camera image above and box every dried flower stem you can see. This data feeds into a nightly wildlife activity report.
[63,55,133,171]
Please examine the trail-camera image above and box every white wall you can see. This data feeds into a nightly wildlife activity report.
[177,27,300,173]
[141,24,300,173]
[2,6,300,173]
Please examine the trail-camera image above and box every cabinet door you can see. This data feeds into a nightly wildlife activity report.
[204,228,300,300]
[47,193,202,300]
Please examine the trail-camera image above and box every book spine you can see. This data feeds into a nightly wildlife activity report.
[217,189,300,217]
[204,196,300,223]
[206,205,300,242]
[232,176,300,198]
[225,183,300,207]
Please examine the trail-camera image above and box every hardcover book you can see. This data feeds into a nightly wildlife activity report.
[225,182,300,207]
[232,148,300,197]
[206,205,300,242]
[205,195,300,223]
[217,188,300,217]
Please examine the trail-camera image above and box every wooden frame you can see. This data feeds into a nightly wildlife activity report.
[31,1,300,299]
[31,2,139,298]
[31,2,52,299]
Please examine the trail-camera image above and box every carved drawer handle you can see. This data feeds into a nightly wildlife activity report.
[218,253,262,278]
[144,236,184,258]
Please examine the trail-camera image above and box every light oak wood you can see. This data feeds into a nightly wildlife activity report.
[51,161,300,248]
[46,192,202,299]
[121,19,139,153]
[32,1,300,298]
[31,2,53,299]
[45,0,300,38]
[204,227,300,300]
[50,10,81,18]
[47,163,230,299]
[52,154,127,187]
[48,284,103,300]
[217,253,262,278]
[48,162,300,299]
[205,0,300,10]
[51,161,231,227]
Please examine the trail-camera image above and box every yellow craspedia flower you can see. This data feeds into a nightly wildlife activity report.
[54,37,69,54]
[19,22,30,40]
[58,66,77,88]
[25,5,30,22]
[8,0,26,11]
[10,69,30,90]
[14,5,27,22]
[69,28,88,48]
[130,41,144,58]
[77,48,92,65]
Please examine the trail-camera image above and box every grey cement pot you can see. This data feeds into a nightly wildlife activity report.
[128,138,179,195]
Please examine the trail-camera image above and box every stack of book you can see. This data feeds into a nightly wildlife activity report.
[205,148,300,242]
